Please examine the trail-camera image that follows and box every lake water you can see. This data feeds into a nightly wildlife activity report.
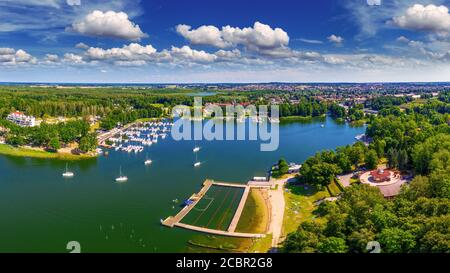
[0,117,364,253]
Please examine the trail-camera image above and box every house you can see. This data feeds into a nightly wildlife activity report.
[6,111,36,127]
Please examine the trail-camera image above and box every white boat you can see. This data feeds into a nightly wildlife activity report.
[62,163,74,178]
[193,147,200,153]
[115,166,128,182]
[144,155,152,165]
[321,124,325,128]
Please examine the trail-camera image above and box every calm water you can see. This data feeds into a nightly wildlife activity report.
[0,117,364,253]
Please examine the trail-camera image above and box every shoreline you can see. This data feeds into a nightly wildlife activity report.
[0,144,98,161]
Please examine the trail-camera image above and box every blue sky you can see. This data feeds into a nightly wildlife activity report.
[0,0,450,83]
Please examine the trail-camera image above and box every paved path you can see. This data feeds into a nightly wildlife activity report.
[212,181,247,188]
[268,177,288,248]
[337,173,353,187]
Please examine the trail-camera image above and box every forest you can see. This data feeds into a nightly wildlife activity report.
[283,95,450,253]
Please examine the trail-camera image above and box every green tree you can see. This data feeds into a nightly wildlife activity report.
[278,158,289,175]
[318,237,348,253]
[283,222,324,253]
[48,137,61,152]
[377,228,416,253]
[308,163,342,188]
[347,229,376,253]
[79,133,97,153]
[365,150,379,170]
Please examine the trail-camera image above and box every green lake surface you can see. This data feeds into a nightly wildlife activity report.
[0,117,364,253]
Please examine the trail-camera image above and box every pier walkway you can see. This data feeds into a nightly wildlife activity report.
[162,180,213,227]
[175,222,264,238]
[228,186,250,232]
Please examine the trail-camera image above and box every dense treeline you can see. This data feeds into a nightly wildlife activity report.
[100,106,163,130]
[328,103,365,122]
[365,96,411,110]
[284,98,450,253]
[0,87,199,119]
[278,98,327,117]
[0,119,96,152]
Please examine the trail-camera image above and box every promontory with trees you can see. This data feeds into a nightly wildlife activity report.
[283,90,450,253]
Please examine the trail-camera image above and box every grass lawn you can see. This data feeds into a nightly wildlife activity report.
[0,144,97,161]
[181,185,244,231]
[350,178,360,185]
[326,180,342,197]
[282,183,330,237]
[349,119,367,127]
[135,117,162,123]
[280,116,313,122]
[247,234,273,253]
[235,189,269,234]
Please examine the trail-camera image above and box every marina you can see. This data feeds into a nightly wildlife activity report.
[99,121,173,154]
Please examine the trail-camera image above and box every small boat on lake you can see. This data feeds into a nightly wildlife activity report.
[144,155,152,166]
[62,163,74,178]
[115,166,128,183]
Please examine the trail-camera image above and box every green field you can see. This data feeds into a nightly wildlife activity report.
[0,144,97,161]
[182,185,244,231]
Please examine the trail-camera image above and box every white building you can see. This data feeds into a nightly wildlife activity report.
[288,163,302,174]
[6,111,36,127]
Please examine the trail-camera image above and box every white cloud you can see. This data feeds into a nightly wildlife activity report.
[396,36,410,43]
[176,24,229,48]
[0,47,37,65]
[328,34,344,44]
[85,43,156,61]
[44,54,59,63]
[69,10,147,40]
[367,0,381,6]
[69,43,245,66]
[169,46,217,63]
[222,22,289,51]
[177,22,290,54]
[295,38,324,44]
[0,48,15,55]
[0,0,142,34]
[63,53,84,64]
[392,4,450,34]
[67,0,81,6]
[75,42,89,49]
[215,49,241,60]
[0,0,61,8]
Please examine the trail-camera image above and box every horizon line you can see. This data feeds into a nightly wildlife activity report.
[1,81,450,86]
